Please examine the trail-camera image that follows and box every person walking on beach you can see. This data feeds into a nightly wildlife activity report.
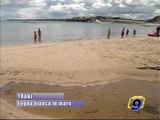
[33,31,37,43]
[37,28,42,43]
[126,29,129,37]
[121,28,125,39]
[133,29,136,37]
[107,28,111,39]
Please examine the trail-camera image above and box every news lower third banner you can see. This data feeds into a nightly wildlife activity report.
[16,93,84,107]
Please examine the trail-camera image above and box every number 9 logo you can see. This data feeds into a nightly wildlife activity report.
[128,96,145,111]
[131,99,142,111]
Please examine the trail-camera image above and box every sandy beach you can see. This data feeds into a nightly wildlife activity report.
[0,37,160,119]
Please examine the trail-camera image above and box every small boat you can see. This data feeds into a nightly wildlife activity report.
[147,32,157,37]
[147,26,160,37]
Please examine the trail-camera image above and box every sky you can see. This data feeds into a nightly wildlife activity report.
[1,0,160,20]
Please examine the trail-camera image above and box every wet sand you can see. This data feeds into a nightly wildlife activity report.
[1,79,159,119]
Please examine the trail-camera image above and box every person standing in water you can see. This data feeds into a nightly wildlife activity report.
[126,29,129,37]
[37,28,42,43]
[156,26,160,37]
[121,28,125,39]
[107,28,111,39]
[33,31,37,43]
[133,29,136,37]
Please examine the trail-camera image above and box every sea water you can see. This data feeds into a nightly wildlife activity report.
[0,21,157,45]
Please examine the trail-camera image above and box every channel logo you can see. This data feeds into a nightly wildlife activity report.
[127,96,145,111]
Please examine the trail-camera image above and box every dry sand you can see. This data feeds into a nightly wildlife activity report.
[0,37,160,119]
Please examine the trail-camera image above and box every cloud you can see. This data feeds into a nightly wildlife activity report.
[48,3,87,17]
[1,0,159,20]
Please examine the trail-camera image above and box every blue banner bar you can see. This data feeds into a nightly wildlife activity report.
[16,93,64,100]
[16,100,84,107]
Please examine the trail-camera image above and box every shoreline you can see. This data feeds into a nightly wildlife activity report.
[1,37,151,47]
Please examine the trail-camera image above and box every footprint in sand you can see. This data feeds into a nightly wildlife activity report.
[32,71,38,75]
[67,76,74,79]
[14,70,20,75]
[78,43,84,47]
[66,73,75,79]
[55,72,63,76]
[44,71,52,75]
[85,110,98,114]
[7,70,13,75]
[25,69,31,74]
[0,72,5,76]
[4,89,12,95]
[92,110,98,113]
[101,69,109,75]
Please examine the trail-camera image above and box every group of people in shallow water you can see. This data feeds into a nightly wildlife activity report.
[33,27,137,43]
[107,28,136,39]
[33,28,42,43]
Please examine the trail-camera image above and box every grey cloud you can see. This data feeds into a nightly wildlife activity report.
[154,3,160,9]
[0,0,159,20]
